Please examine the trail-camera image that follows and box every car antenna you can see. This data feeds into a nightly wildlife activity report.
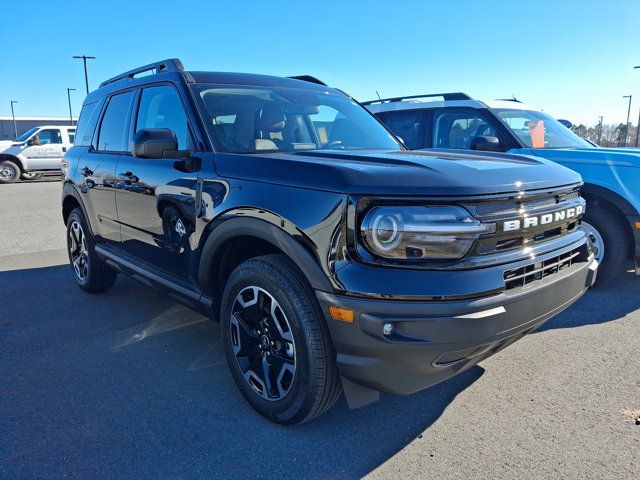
[376,90,382,100]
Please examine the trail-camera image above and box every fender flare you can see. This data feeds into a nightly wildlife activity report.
[198,216,333,293]
[581,183,639,217]
[0,153,24,172]
[62,182,89,224]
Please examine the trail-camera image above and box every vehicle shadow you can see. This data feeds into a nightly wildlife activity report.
[1,264,482,480]
[535,269,640,332]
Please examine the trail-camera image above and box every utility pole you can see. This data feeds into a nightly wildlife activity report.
[67,88,76,126]
[597,116,603,145]
[73,55,96,94]
[623,95,632,147]
[10,100,18,139]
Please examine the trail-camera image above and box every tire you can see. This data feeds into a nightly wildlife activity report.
[66,208,117,293]
[583,204,630,286]
[220,254,341,424]
[0,160,20,184]
[21,171,43,181]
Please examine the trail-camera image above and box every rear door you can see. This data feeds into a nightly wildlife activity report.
[114,84,199,283]
[79,90,136,244]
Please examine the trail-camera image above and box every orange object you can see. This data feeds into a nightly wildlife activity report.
[635,221,640,229]
[328,306,355,323]
[528,120,546,148]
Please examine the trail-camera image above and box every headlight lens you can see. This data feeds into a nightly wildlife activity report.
[360,206,495,260]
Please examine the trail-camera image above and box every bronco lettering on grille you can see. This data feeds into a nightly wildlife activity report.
[503,205,584,232]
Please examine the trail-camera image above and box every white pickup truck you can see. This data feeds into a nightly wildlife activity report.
[0,125,76,183]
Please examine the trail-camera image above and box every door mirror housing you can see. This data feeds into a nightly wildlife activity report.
[470,135,501,152]
[132,128,180,159]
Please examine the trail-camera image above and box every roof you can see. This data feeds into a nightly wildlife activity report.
[364,95,542,114]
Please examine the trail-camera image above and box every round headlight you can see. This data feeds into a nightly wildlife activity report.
[371,213,403,252]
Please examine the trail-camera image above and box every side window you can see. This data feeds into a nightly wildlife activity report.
[377,111,425,149]
[433,109,497,150]
[98,91,135,151]
[74,101,100,146]
[136,85,191,149]
[35,129,63,145]
[67,129,76,144]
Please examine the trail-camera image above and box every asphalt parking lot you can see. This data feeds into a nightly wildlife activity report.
[1,181,638,479]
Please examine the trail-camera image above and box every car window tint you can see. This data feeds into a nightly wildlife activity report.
[136,85,190,149]
[37,129,63,145]
[68,130,75,143]
[433,110,496,149]
[377,111,424,149]
[98,91,135,151]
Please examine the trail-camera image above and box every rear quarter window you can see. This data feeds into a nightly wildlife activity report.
[74,101,102,146]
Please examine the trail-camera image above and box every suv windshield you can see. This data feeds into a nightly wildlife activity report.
[192,85,401,154]
[494,109,591,149]
[16,127,39,142]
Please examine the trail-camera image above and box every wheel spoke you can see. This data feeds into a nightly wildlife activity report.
[229,285,297,401]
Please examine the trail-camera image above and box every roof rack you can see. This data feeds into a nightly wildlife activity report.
[99,58,185,88]
[361,92,472,105]
[287,75,327,86]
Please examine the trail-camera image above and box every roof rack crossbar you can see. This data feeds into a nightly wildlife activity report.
[99,58,185,88]
[361,92,472,105]
[287,75,327,86]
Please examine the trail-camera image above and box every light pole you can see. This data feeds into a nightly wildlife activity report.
[597,116,603,145]
[67,88,76,126]
[634,66,640,147]
[73,55,96,94]
[623,95,632,147]
[10,100,18,139]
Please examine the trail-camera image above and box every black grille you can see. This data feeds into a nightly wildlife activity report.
[503,246,588,290]
[475,190,580,218]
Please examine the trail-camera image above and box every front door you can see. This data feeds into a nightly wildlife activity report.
[114,84,199,283]
[22,128,65,169]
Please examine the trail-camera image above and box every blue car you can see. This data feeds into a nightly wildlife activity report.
[365,93,640,285]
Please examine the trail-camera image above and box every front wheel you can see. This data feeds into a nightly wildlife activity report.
[220,254,341,424]
[0,160,20,184]
[582,205,630,286]
[66,208,117,293]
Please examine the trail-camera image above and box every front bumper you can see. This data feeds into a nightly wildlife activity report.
[317,246,597,407]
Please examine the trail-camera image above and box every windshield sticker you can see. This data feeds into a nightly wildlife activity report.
[528,120,545,148]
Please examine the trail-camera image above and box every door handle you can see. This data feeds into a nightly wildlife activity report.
[62,147,67,152]
[118,171,139,183]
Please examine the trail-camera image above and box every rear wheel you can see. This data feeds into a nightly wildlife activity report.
[220,254,341,424]
[66,208,117,293]
[0,160,20,184]
[21,171,43,181]
[583,204,630,286]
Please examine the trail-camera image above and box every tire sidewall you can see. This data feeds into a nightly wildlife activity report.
[220,264,313,423]
[583,205,629,284]
[0,161,20,184]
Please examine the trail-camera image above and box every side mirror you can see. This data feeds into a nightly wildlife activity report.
[470,135,501,152]
[132,128,178,159]
[26,139,35,146]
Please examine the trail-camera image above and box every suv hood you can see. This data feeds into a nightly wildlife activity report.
[215,149,581,196]
[529,147,640,168]
[0,140,16,152]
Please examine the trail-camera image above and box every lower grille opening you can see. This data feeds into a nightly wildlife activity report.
[503,246,589,290]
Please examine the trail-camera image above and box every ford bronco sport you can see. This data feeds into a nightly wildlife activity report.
[364,93,638,285]
[62,59,597,424]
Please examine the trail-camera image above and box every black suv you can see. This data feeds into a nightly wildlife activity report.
[62,59,598,424]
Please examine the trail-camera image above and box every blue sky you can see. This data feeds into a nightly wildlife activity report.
[1,0,639,126]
